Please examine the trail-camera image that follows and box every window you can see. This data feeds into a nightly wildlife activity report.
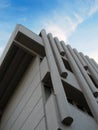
[62,57,73,73]
[88,74,98,88]
[62,81,93,117]
[42,74,54,102]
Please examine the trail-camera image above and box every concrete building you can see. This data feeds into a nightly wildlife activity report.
[0,24,98,130]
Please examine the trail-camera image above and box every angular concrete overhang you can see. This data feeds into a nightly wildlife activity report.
[0,24,45,113]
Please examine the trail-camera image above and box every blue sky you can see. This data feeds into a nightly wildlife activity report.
[0,0,98,62]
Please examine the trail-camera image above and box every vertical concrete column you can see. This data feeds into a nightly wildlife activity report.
[80,53,98,73]
[54,37,65,56]
[40,30,73,125]
[73,49,88,70]
[45,94,61,130]
[91,58,98,71]
[67,45,98,97]
[80,53,98,86]
[85,55,98,86]
[86,55,98,72]
[48,33,68,78]
[61,41,98,123]
[91,58,98,73]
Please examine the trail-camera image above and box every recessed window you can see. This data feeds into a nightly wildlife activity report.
[43,84,52,102]
[88,74,98,88]
[62,57,73,73]
[40,57,43,62]
[42,74,54,102]
[62,81,93,117]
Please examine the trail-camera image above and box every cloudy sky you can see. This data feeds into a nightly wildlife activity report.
[0,0,98,62]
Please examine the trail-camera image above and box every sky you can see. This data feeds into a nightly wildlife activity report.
[0,0,98,63]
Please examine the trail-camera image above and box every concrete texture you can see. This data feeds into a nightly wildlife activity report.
[0,24,98,130]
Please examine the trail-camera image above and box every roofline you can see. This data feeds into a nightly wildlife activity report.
[0,24,45,113]
[0,24,45,66]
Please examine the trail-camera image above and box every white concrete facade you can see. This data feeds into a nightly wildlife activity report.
[0,24,98,130]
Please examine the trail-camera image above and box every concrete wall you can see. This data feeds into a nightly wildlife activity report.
[0,56,46,130]
[0,25,98,130]
[0,55,98,130]
[46,94,98,130]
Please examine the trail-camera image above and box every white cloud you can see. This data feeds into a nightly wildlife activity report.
[41,12,84,42]
[73,13,83,23]
[89,51,98,63]
[41,0,98,43]
[40,0,98,63]
[88,0,98,16]
[65,16,77,32]
[0,0,98,62]
[43,23,67,41]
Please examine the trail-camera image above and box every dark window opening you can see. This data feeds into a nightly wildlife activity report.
[76,104,85,112]
[87,110,93,117]
[84,65,88,71]
[40,57,43,62]
[62,57,73,73]
[88,74,98,88]
[43,84,52,102]
[62,81,93,117]
[67,98,74,105]
[42,74,54,102]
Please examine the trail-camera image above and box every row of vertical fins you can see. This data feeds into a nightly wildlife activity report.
[40,29,98,128]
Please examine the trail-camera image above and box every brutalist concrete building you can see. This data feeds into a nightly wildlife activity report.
[0,24,98,130]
